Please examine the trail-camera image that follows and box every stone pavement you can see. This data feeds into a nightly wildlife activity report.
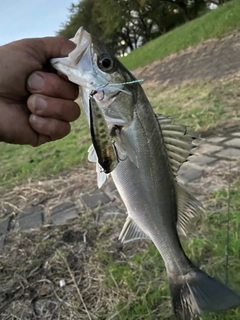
[0,128,239,252]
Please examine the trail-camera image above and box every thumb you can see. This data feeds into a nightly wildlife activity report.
[38,36,76,61]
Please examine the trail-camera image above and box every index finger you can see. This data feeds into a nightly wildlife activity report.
[33,36,76,63]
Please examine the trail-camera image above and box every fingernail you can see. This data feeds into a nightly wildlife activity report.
[31,115,45,126]
[28,73,44,90]
[35,96,47,110]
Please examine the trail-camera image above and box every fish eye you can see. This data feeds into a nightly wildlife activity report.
[98,55,114,72]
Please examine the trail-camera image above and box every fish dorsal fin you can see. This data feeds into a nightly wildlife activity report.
[157,115,197,175]
[88,144,108,188]
[119,216,150,243]
[176,184,204,236]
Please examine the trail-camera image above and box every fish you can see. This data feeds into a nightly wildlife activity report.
[89,91,119,174]
[51,27,240,319]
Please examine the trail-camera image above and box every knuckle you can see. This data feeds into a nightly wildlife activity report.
[69,102,81,121]
[50,121,70,140]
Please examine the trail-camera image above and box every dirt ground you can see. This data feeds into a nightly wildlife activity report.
[133,32,240,87]
[1,33,240,319]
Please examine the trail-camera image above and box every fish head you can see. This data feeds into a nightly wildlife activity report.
[51,27,139,126]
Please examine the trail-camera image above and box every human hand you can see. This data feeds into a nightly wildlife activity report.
[0,37,80,146]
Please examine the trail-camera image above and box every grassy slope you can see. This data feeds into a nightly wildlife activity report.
[121,0,240,70]
[1,0,240,189]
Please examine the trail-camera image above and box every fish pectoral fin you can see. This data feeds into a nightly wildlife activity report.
[176,184,204,236]
[119,216,150,243]
[114,128,138,167]
[157,114,198,175]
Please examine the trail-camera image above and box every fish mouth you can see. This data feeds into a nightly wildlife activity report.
[51,27,93,87]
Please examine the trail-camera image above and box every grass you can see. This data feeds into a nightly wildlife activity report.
[147,78,240,132]
[1,0,240,189]
[121,0,240,70]
[1,2,240,318]
[1,181,239,319]
[0,112,91,190]
[0,77,239,190]
[101,182,240,320]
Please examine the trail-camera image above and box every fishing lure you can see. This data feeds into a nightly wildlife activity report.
[89,91,119,174]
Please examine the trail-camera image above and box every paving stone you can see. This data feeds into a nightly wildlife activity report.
[206,137,226,143]
[98,205,124,224]
[0,235,5,252]
[190,155,217,166]
[223,138,240,148]
[0,217,10,234]
[110,189,121,201]
[51,202,78,225]
[178,165,203,183]
[51,202,74,214]
[104,181,120,201]
[103,180,116,194]
[16,205,44,230]
[195,143,223,155]
[81,190,110,209]
[216,147,240,159]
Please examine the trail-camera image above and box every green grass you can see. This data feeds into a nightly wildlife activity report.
[1,181,239,319]
[100,181,240,319]
[1,1,240,189]
[0,77,239,190]
[147,78,240,132]
[0,112,91,189]
[121,0,240,70]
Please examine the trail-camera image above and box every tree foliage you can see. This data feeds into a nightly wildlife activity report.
[58,0,232,54]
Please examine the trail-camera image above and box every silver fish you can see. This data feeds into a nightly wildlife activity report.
[51,27,240,319]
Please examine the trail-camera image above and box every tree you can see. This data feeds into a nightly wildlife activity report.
[58,0,102,40]
[58,0,210,54]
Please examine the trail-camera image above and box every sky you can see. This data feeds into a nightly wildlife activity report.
[0,0,78,46]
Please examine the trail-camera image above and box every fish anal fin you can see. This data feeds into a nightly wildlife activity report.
[157,114,198,175]
[119,216,150,243]
[176,184,204,236]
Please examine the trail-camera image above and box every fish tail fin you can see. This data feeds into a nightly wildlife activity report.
[168,267,240,320]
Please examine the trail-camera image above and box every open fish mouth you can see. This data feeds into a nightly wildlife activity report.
[51,27,94,88]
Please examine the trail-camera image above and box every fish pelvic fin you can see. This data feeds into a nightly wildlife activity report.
[168,268,240,320]
[119,216,150,243]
